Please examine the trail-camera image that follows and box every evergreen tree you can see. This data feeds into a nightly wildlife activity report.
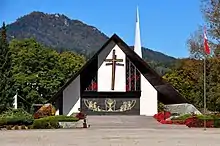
[0,22,13,113]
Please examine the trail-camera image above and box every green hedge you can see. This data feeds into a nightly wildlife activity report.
[0,109,34,126]
[0,109,80,129]
[171,114,192,120]
[50,115,79,122]
[172,114,220,121]
[32,115,79,129]
[32,117,59,129]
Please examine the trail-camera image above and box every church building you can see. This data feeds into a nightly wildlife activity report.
[50,8,188,116]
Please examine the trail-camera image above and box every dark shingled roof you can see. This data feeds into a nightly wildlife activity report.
[49,34,188,104]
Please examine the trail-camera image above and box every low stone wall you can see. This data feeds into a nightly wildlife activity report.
[59,120,84,129]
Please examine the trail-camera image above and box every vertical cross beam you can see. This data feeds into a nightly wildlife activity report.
[105,50,124,90]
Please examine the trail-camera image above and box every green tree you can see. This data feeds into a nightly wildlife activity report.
[164,57,220,112]
[163,59,203,105]
[9,39,85,111]
[0,22,14,113]
[58,51,86,79]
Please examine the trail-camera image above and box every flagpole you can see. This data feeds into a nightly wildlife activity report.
[203,26,209,130]
[203,56,206,130]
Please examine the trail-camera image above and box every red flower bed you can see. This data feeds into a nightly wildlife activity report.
[185,116,214,128]
[154,112,187,125]
[153,111,171,122]
[154,112,220,128]
[172,120,185,125]
[160,119,173,124]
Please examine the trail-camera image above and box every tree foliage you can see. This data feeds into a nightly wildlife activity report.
[0,22,14,113]
[164,57,220,112]
[164,59,202,104]
[7,39,85,111]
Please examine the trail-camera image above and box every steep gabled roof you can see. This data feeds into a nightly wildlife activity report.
[50,34,188,104]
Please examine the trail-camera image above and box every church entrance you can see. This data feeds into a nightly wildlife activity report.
[79,47,142,115]
[81,91,140,115]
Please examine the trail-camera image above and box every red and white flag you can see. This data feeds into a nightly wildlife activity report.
[204,27,210,55]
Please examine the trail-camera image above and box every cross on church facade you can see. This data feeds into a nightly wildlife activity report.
[105,50,124,90]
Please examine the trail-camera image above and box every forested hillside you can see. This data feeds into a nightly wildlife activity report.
[4,11,177,74]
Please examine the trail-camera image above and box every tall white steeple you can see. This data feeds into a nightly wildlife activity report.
[134,6,142,58]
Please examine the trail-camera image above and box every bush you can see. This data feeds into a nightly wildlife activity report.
[32,117,59,129]
[155,112,220,128]
[214,119,220,127]
[185,116,215,128]
[153,111,171,122]
[32,115,79,129]
[0,109,34,126]
[171,114,192,121]
[51,115,79,122]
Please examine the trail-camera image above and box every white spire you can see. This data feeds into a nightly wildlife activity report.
[134,6,142,58]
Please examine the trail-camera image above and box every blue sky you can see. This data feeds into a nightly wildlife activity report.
[1,0,204,58]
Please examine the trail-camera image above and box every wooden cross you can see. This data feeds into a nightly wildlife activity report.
[105,50,124,90]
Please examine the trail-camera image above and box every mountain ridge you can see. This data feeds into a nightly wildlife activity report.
[4,11,177,72]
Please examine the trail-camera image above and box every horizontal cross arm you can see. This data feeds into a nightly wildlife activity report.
[106,63,113,66]
[115,59,123,62]
[116,63,124,66]
[105,59,113,62]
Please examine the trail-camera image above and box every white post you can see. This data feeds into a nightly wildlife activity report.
[13,93,18,109]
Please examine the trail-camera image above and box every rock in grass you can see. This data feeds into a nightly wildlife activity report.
[34,103,56,119]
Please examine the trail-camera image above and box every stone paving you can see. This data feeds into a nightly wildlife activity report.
[0,116,220,146]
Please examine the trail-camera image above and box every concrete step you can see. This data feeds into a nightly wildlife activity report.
[86,115,188,129]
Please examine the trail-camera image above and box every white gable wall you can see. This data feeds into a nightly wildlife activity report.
[140,74,158,116]
[63,75,81,115]
[98,42,126,92]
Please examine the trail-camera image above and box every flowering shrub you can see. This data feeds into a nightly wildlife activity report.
[75,112,86,120]
[153,111,171,122]
[154,112,220,128]
[160,119,173,124]
[171,120,185,125]
[185,116,214,128]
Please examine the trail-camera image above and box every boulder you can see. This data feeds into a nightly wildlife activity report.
[34,103,56,119]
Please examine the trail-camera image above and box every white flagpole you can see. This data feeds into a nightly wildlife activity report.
[203,26,209,130]
[203,56,206,130]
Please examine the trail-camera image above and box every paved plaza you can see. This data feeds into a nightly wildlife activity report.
[1,116,220,146]
[1,128,220,146]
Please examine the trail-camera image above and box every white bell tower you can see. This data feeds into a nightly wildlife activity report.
[134,6,158,116]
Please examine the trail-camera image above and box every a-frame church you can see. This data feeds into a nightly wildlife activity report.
[50,8,188,116]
